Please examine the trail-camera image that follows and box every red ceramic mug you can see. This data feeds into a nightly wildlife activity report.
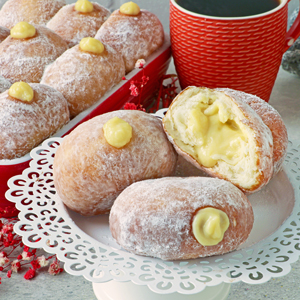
[170,0,300,101]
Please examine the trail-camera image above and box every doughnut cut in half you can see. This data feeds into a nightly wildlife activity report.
[109,176,254,260]
[216,88,288,176]
[163,86,274,193]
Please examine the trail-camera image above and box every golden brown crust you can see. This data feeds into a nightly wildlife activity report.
[95,9,164,73]
[0,83,69,160]
[0,25,68,83]
[47,3,110,47]
[53,110,178,216]
[163,87,274,194]
[109,176,254,260]
[217,88,288,176]
[0,0,66,29]
[41,43,125,118]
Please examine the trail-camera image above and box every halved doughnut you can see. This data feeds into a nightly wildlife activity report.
[163,86,274,193]
[217,88,288,176]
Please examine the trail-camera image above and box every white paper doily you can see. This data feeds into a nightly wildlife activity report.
[5,121,300,295]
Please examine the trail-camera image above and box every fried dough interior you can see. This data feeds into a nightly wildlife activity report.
[164,87,258,189]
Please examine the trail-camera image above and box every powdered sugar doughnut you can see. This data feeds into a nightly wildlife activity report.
[0,76,11,93]
[41,42,125,118]
[0,83,69,160]
[0,25,68,83]
[0,26,9,43]
[53,110,178,216]
[47,2,110,48]
[217,88,288,176]
[163,86,274,194]
[95,9,164,73]
[0,0,66,29]
[109,176,254,260]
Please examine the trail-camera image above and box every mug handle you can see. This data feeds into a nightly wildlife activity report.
[285,2,300,51]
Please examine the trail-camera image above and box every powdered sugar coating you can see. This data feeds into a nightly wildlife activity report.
[163,87,274,194]
[95,9,164,73]
[217,88,288,175]
[0,25,68,83]
[0,0,66,29]
[0,26,9,42]
[53,110,178,216]
[109,176,254,260]
[0,76,11,93]
[47,3,110,48]
[41,43,125,118]
[0,83,69,159]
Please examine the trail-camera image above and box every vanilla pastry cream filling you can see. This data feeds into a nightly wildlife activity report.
[8,82,34,102]
[187,99,247,168]
[79,37,104,54]
[192,207,230,246]
[120,1,140,15]
[103,117,132,148]
[75,0,94,13]
[164,88,259,188]
[10,22,36,39]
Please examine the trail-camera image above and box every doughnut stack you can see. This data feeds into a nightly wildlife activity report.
[0,0,165,159]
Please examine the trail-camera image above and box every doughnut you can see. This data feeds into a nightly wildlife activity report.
[0,22,68,83]
[216,88,288,176]
[109,176,254,260]
[163,86,274,193]
[41,37,125,118]
[53,110,178,216]
[0,82,69,160]
[0,26,9,43]
[0,0,66,29]
[95,2,164,73]
[0,76,11,93]
[47,0,110,48]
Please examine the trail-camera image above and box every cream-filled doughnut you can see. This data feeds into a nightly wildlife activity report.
[47,0,110,48]
[95,2,164,73]
[216,88,288,176]
[41,37,125,118]
[0,0,66,29]
[109,176,254,260]
[0,23,68,83]
[163,86,274,193]
[53,110,178,216]
[0,82,69,160]
[0,26,9,43]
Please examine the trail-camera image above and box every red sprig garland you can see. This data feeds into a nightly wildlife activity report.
[122,59,178,112]
[0,217,63,285]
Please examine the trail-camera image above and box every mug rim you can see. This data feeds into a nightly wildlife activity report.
[170,0,288,20]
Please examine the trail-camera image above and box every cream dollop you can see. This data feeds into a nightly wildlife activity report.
[8,82,34,102]
[192,207,230,246]
[120,1,140,15]
[79,37,104,54]
[10,22,36,39]
[103,116,132,148]
[75,0,94,13]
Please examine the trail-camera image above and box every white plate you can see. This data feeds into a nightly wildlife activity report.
[6,134,300,295]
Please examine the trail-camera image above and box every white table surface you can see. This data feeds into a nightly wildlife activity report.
[0,0,299,299]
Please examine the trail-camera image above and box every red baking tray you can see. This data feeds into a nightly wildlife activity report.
[0,34,171,217]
